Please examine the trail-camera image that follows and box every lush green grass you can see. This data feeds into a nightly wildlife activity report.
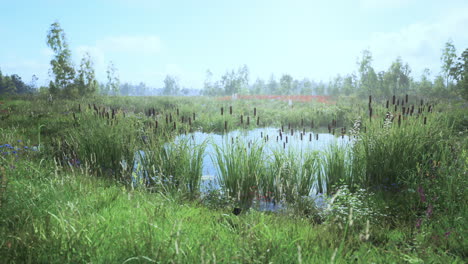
[0,95,467,262]
[1,159,464,263]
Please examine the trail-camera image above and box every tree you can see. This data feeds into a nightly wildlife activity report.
[342,74,355,96]
[251,78,265,94]
[106,61,120,95]
[329,75,343,96]
[357,49,378,96]
[76,52,98,96]
[279,74,293,95]
[219,65,249,95]
[441,39,457,89]
[46,21,75,96]
[450,48,468,100]
[383,57,411,96]
[418,68,433,95]
[301,78,313,95]
[267,74,279,94]
[163,75,180,95]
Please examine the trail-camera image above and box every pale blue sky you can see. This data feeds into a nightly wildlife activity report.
[1,0,467,88]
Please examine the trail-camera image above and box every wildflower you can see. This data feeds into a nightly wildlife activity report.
[17,140,22,143]
[444,231,451,238]
[416,218,422,229]
[417,185,426,203]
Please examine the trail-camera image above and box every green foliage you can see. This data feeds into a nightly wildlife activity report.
[105,61,120,95]
[162,75,180,95]
[214,139,265,209]
[46,21,76,96]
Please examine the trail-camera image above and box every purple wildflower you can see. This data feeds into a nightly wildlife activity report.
[417,185,426,203]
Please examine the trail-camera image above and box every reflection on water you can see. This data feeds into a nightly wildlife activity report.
[132,127,351,211]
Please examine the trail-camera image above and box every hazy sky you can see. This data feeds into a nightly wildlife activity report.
[1,0,467,88]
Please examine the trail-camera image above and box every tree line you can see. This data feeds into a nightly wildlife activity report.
[1,21,467,100]
[202,42,467,100]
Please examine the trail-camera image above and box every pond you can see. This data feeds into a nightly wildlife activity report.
[132,127,352,210]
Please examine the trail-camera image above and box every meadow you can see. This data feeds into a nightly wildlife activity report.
[0,94,466,263]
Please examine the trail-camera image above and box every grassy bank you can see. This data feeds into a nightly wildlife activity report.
[0,95,467,262]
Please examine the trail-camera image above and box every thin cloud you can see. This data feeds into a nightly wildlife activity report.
[359,0,414,9]
[365,7,468,77]
[96,35,162,55]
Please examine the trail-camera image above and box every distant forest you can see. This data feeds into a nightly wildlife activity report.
[1,22,467,100]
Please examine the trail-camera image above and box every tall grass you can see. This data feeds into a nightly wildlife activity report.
[213,139,266,209]
[138,137,207,198]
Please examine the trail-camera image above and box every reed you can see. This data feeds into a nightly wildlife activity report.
[213,139,266,209]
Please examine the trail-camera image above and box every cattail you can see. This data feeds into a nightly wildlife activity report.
[266,135,269,141]
[386,100,389,108]
[428,105,432,113]
[283,142,286,149]
[229,106,232,115]
[112,109,115,119]
[173,122,177,130]
[155,120,158,129]
[176,108,179,116]
[152,108,156,116]
[369,107,373,120]
[166,114,169,124]
[301,118,304,126]
[224,121,228,131]
[303,128,305,134]
[402,107,406,115]
[405,94,408,103]
[221,107,224,115]
[193,112,196,121]
[328,124,331,133]
[398,114,401,127]
[257,116,260,126]
[261,132,263,138]
[309,133,312,141]
[254,107,256,116]
[311,120,314,129]
[394,105,397,112]
[369,95,372,104]
[281,125,284,132]
[392,95,396,105]
[169,114,173,123]
[72,112,76,121]
[406,107,410,115]
[78,104,81,112]
[424,116,427,125]
[291,129,294,136]
[181,116,185,123]
[276,136,279,142]
[316,133,319,140]
[188,117,192,126]
[240,115,243,124]
[247,116,250,125]
[397,99,400,106]
[88,104,91,110]
[286,136,288,143]
[279,130,282,137]
[300,133,303,140]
